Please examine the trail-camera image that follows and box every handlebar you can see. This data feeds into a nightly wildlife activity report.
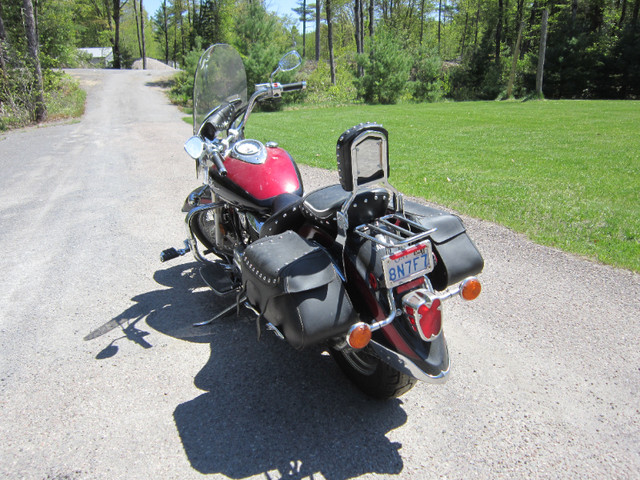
[211,150,227,177]
[281,81,307,92]
[238,81,307,132]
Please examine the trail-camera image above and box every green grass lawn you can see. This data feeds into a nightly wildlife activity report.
[246,100,640,272]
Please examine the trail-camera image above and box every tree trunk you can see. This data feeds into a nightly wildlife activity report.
[315,0,320,61]
[326,0,335,85]
[104,0,112,29]
[438,0,442,53]
[140,0,146,69]
[419,0,425,45]
[507,21,523,98]
[172,6,177,66]
[179,0,185,60]
[302,0,306,57]
[0,5,7,75]
[355,0,364,76]
[112,0,121,68]
[619,0,627,26]
[133,0,143,58]
[536,8,549,98]
[460,11,468,57]
[496,0,503,60]
[369,0,374,36]
[355,0,361,54]
[162,0,169,64]
[474,2,480,46]
[22,0,46,122]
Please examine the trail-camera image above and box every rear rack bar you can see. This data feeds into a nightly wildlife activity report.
[354,213,437,248]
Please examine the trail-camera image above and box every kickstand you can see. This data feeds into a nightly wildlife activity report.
[193,295,247,327]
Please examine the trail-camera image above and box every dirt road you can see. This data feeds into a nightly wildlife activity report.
[0,69,638,479]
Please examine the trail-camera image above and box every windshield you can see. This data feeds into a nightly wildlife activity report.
[193,44,247,134]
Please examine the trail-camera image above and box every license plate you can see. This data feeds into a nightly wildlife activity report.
[382,241,434,288]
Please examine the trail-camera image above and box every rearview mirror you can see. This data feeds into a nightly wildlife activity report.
[279,51,302,72]
[270,51,302,82]
[184,136,204,159]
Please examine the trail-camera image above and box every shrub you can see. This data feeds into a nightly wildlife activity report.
[409,46,444,102]
[304,58,358,106]
[355,28,411,104]
[169,42,204,108]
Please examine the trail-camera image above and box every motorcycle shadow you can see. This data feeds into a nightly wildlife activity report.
[148,263,408,480]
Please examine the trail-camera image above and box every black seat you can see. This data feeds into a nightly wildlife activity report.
[259,193,305,238]
[301,185,349,234]
[301,184,391,235]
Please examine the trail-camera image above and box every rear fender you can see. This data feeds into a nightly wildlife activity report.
[343,235,450,383]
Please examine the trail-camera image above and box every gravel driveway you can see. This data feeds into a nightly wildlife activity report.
[0,68,638,480]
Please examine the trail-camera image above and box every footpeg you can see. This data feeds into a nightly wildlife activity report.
[160,240,191,262]
[199,262,239,296]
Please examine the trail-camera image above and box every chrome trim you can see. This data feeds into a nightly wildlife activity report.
[433,276,481,302]
[266,323,285,340]
[246,213,264,236]
[369,290,399,332]
[368,339,450,384]
[230,139,267,164]
[184,202,225,263]
[401,288,443,341]
[243,302,260,317]
[355,213,437,248]
[346,322,371,348]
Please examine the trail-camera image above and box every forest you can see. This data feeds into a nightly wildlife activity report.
[1,0,639,127]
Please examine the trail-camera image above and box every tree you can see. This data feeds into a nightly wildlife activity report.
[293,0,313,57]
[133,0,143,57]
[0,3,7,75]
[22,0,46,121]
[153,0,170,64]
[140,0,146,68]
[112,0,123,68]
[356,27,412,103]
[315,0,321,60]
[325,0,335,85]
[535,8,548,98]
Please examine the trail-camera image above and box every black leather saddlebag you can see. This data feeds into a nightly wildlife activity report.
[405,201,484,290]
[241,231,356,350]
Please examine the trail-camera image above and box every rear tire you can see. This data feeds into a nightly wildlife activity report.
[330,345,417,399]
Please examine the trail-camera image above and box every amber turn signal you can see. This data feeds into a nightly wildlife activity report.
[460,277,482,301]
[346,323,372,349]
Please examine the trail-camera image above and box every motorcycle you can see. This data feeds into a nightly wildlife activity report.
[161,44,484,399]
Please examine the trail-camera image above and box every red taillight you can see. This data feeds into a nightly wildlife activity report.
[402,290,443,341]
[417,298,442,340]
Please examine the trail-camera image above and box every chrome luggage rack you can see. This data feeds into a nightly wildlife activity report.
[354,213,437,249]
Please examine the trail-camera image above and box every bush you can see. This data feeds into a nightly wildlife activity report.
[304,58,358,106]
[355,28,411,104]
[409,46,444,102]
[44,71,86,120]
[169,42,204,108]
[447,31,507,101]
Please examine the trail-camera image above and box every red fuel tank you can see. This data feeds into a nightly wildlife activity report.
[209,141,303,212]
